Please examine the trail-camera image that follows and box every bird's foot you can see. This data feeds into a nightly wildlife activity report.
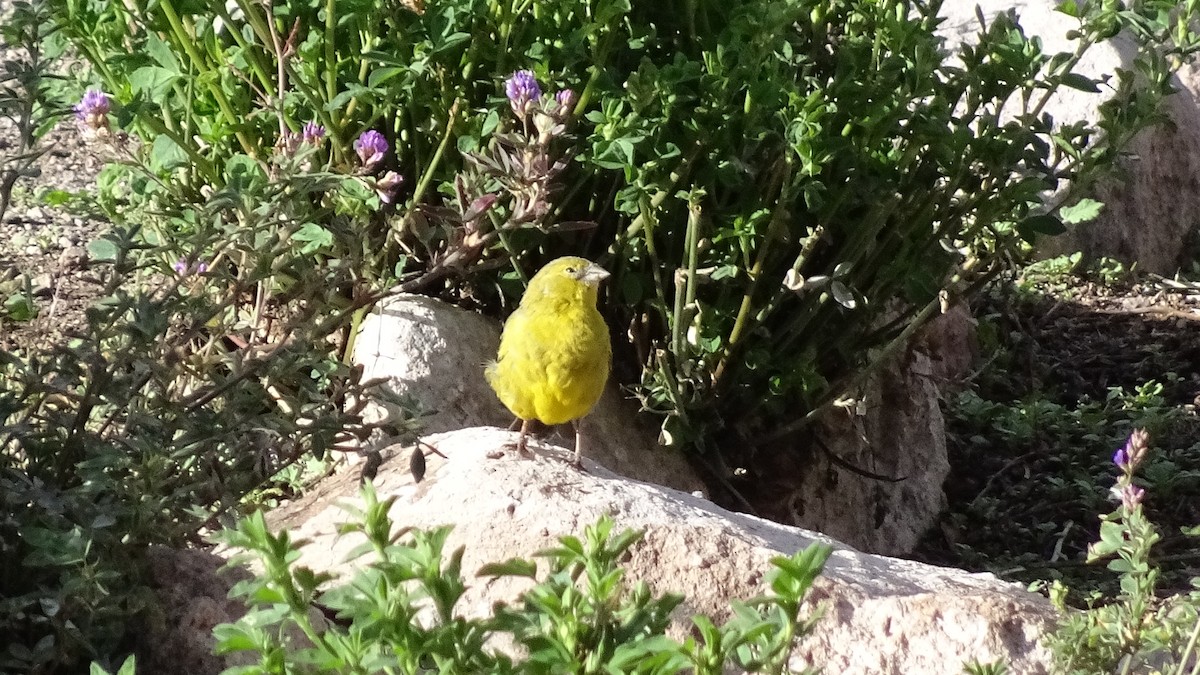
[488,423,536,459]
[487,443,536,460]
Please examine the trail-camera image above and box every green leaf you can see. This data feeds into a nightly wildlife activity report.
[39,189,74,206]
[87,238,120,262]
[479,557,539,578]
[212,624,262,653]
[91,513,117,529]
[150,135,189,172]
[431,32,471,54]
[324,85,372,112]
[830,280,856,309]
[1092,520,1125,557]
[1060,72,1100,93]
[129,66,182,98]
[224,154,266,189]
[4,293,37,321]
[146,33,181,71]
[1055,1,1081,18]
[367,66,407,88]
[291,223,333,254]
[1016,214,1067,242]
[1059,198,1103,224]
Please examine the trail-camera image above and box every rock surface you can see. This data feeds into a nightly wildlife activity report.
[255,427,1056,675]
[356,295,976,556]
[353,293,707,494]
[940,0,1200,274]
[730,305,975,556]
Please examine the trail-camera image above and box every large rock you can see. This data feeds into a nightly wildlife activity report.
[261,427,1056,675]
[356,295,977,556]
[940,0,1200,274]
[744,305,975,556]
[353,294,705,494]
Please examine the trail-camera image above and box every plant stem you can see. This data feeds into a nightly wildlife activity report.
[158,0,257,157]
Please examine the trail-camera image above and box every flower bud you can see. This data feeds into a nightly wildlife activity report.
[74,89,111,133]
[354,130,389,171]
[505,70,542,117]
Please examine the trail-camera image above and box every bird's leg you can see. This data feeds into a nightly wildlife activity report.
[488,418,533,459]
[571,419,586,469]
[516,418,534,458]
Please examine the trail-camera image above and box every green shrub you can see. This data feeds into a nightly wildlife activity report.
[16,0,1200,667]
[213,485,831,674]
[928,378,1200,595]
[0,0,66,225]
[46,0,1200,470]
[0,132,417,672]
[1048,430,1200,674]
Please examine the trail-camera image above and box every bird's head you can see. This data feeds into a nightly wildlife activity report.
[524,256,610,304]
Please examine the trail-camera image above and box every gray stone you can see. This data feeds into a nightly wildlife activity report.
[57,245,88,271]
[940,0,1200,274]
[29,272,53,297]
[353,294,706,494]
[256,428,1056,675]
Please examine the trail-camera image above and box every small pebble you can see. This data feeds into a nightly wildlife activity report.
[30,272,53,297]
[58,246,88,270]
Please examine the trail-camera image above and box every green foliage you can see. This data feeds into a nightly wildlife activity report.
[930,378,1200,595]
[23,0,1200,668]
[0,140,418,671]
[215,484,832,674]
[1017,252,1132,295]
[2,289,38,322]
[963,661,1009,675]
[0,0,68,222]
[1046,430,1200,674]
[593,0,1200,461]
[90,655,136,675]
[47,0,1200,470]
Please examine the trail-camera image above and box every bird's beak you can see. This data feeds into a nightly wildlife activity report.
[582,262,610,285]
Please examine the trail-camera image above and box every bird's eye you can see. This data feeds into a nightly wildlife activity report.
[565,266,577,274]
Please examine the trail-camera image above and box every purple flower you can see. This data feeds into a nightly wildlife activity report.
[354,130,389,170]
[505,70,541,116]
[173,258,209,276]
[1120,483,1145,512]
[74,89,111,131]
[1114,429,1150,473]
[301,121,326,145]
[376,171,404,204]
[1113,446,1130,470]
[554,88,576,112]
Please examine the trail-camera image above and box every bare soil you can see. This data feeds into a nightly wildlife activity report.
[0,46,108,353]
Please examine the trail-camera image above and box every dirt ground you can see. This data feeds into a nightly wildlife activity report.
[0,102,108,353]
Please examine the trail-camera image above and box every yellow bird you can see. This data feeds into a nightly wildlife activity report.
[486,256,612,466]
